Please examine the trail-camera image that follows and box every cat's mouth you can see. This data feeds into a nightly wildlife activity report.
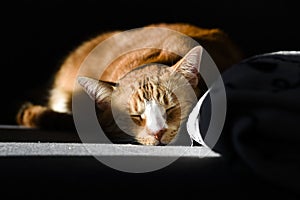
[131,141,166,146]
[126,135,167,146]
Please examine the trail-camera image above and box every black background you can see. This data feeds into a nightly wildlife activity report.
[1,0,299,125]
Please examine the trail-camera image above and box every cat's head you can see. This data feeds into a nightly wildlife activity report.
[78,46,202,145]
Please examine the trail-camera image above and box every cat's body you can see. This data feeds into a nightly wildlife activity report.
[17,23,243,145]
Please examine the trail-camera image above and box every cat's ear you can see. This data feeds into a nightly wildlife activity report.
[172,46,203,87]
[77,76,115,110]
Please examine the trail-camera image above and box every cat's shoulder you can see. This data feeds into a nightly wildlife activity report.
[145,22,227,37]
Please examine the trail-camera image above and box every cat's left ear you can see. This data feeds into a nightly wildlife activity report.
[77,76,115,110]
[172,46,203,87]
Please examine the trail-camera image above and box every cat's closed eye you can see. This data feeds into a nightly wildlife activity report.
[131,114,143,120]
[166,105,176,113]
[130,114,144,125]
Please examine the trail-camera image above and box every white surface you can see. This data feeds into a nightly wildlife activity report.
[0,142,220,157]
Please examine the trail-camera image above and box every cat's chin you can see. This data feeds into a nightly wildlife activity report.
[135,135,160,146]
[135,137,174,146]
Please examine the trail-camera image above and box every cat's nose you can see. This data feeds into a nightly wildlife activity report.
[153,129,166,141]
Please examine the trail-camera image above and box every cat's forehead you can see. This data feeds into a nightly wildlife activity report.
[117,64,171,86]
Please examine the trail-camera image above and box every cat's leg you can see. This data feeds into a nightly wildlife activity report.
[16,102,75,131]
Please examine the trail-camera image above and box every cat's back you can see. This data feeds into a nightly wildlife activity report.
[52,23,242,99]
[147,23,243,67]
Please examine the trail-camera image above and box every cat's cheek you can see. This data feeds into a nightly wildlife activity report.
[160,130,177,145]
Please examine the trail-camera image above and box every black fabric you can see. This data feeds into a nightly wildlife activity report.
[200,51,300,194]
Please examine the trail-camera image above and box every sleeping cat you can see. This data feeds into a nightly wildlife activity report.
[16,23,243,145]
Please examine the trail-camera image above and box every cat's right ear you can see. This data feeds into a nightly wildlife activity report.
[77,76,115,110]
[171,46,203,88]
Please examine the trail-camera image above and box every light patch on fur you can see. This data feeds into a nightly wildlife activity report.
[143,100,168,133]
[49,88,71,113]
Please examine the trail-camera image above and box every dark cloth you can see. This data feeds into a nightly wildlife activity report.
[199,51,300,193]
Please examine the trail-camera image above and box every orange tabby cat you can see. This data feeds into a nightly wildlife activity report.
[17,23,243,145]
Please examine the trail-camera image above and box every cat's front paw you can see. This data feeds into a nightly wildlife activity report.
[16,102,47,128]
[16,102,33,125]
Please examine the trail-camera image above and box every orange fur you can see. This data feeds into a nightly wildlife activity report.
[17,23,243,145]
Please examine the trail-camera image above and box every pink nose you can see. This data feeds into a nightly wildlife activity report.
[151,129,167,141]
